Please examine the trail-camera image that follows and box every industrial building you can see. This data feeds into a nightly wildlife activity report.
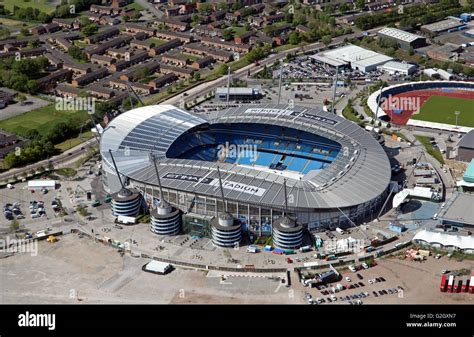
[100,104,391,243]
[215,87,261,101]
[421,19,466,36]
[377,27,426,50]
[378,61,417,75]
[457,130,474,162]
[310,44,393,73]
[439,192,474,229]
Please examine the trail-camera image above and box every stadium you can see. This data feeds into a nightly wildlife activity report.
[367,81,474,130]
[99,104,391,239]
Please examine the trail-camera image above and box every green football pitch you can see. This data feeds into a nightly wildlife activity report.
[411,95,474,127]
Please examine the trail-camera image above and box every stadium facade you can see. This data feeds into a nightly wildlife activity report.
[100,104,391,234]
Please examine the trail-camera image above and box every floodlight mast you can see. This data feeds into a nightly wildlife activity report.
[374,85,383,120]
[108,149,124,189]
[331,66,339,114]
[150,152,166,204]
[217,166,227,212]
[283,178,288,215]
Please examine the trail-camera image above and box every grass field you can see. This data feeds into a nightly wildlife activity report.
[3,0,58,14]
[149,38,167,47]
[55,130,94,151]
[411,96,474,127]
[415,135,445,164]
[0,104,89,138]
[0,17,36,28]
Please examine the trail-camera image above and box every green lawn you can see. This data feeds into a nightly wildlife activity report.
[148,38,167,46]
[231,26,247,37]
[181,52,200,62]
[0,104,89,137]
[3,0,57,14]
[55,130,94,151]
[411,96,474,127]
[74,40,88,49]
[124,2,145,12]
[415,135,445,164]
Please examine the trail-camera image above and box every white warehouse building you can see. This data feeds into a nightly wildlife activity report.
[311,44,393,73]
[378,61,417,75]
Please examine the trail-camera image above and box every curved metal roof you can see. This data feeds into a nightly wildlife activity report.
[100,104,391,210]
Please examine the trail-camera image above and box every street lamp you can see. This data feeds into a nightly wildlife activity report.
[454,111,460,129]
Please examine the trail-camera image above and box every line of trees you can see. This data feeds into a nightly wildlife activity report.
[0,0,102,24]
[355,0,468,30]
[0,57,48,94]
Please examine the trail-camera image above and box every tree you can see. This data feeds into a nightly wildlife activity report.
[217,64,229,76]
[17,94,27,105]
[222,28,234,41]
[321,35,332,46]
[356,0,365,9]
[10,219,20,233]
[193,72,201,81]
[408,46,414,56]
[20,27,30,36]
[0,28,10,39]
[339,3,349,12]
[289,31,300,45]
[28,40,39,48]
[81,24,98,36]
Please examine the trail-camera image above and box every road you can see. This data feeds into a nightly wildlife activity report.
[134,0,164,18]
[0,138,98,182]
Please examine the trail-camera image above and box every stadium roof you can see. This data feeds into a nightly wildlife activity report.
[413,230,474,250]
[459,130,474,149]
[378,27,423,43]
[101,104,391,210]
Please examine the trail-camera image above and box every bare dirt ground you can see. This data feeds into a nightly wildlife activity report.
[0,95,50,121]
[1,233,472,304]
[0,234,300,304]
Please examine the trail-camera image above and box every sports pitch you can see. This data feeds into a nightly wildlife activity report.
[411,96,474,127]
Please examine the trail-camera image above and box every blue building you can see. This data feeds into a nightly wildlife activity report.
[389,222,406,234]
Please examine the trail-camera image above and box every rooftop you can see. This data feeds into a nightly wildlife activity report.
[378,27,424,43]
[421,19,464,33]
[459,129,474,149]
[440,192,474,226]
